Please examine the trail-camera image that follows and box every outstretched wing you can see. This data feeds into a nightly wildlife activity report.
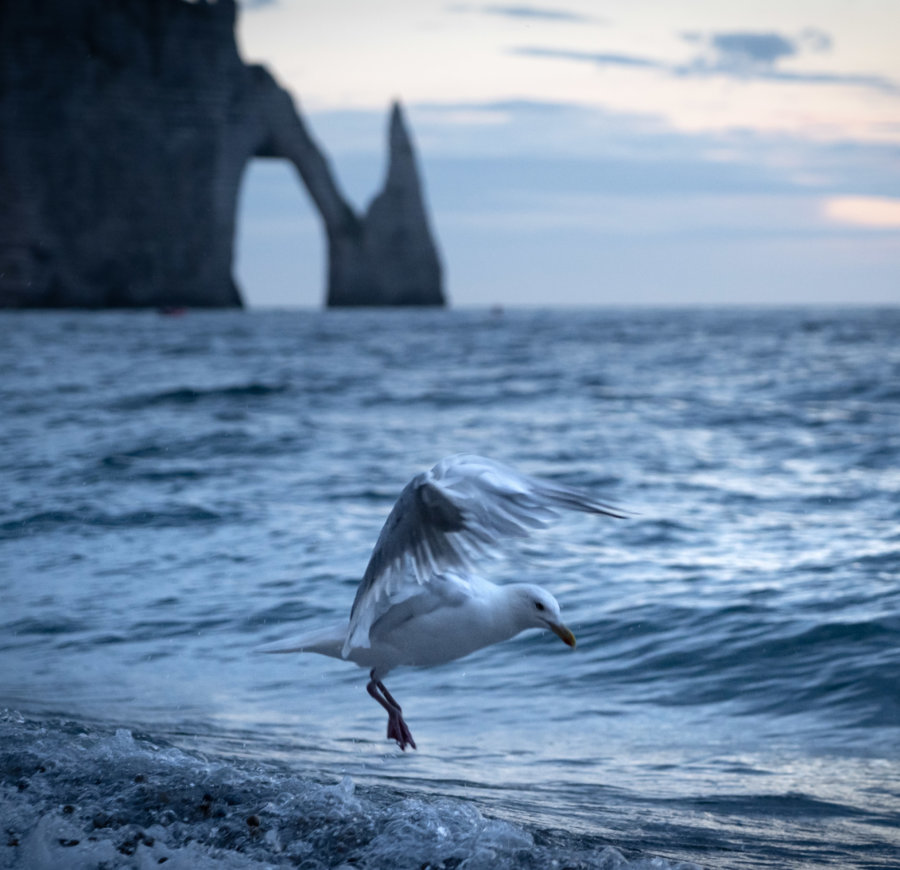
[343,454,626,655]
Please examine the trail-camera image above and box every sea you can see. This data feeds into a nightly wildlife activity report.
[1,307,898,870]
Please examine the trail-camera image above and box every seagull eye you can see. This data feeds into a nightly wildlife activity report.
[535,601,545,612]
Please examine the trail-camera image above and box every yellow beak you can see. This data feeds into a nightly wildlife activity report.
[549,621,577,648]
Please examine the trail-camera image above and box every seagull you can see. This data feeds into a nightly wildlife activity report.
[258,454,626,750]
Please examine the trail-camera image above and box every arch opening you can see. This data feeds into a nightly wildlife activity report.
[234,158,325,308]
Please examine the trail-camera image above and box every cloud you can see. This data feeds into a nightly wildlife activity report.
[512,47,664,70]
[677,32,897,91]
[798,27,833,54]
[732,68,896,91]
[824,196,900,229]
[681,28,840,70]
[515,28,898,94]
[698,31,799,66]
[447,4,601,24]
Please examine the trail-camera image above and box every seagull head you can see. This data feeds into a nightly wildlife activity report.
[510,584,576,648]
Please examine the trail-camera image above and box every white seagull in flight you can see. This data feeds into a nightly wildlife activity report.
[258,454,626,750]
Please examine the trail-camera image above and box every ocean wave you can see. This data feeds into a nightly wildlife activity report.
[95,429,304,465]
[112,382,289,411]
[0,504,225,540]
[573,608,900,727]
[0,714,700,870]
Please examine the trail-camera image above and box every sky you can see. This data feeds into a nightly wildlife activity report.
[233,0,900,308]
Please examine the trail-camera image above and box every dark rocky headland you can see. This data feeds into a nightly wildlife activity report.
[0,0,444,308]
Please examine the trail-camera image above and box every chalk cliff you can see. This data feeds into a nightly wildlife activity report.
[0,0,444,308]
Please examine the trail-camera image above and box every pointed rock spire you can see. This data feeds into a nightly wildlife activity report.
[326,101,445,307]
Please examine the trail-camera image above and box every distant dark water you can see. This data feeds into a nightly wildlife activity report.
[1,307,899,869]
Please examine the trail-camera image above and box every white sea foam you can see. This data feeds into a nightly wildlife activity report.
[0,714,701,870]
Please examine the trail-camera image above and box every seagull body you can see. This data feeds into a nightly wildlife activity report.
[259,454,625,750]
[260,573,571,675]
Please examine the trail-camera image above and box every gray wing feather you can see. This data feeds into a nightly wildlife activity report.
[350,475,465,617]
[343,455,626,654]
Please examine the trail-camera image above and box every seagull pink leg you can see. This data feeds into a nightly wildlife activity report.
[366,671,417,751]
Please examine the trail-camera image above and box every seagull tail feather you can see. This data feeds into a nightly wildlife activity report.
[254,621,348,659]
